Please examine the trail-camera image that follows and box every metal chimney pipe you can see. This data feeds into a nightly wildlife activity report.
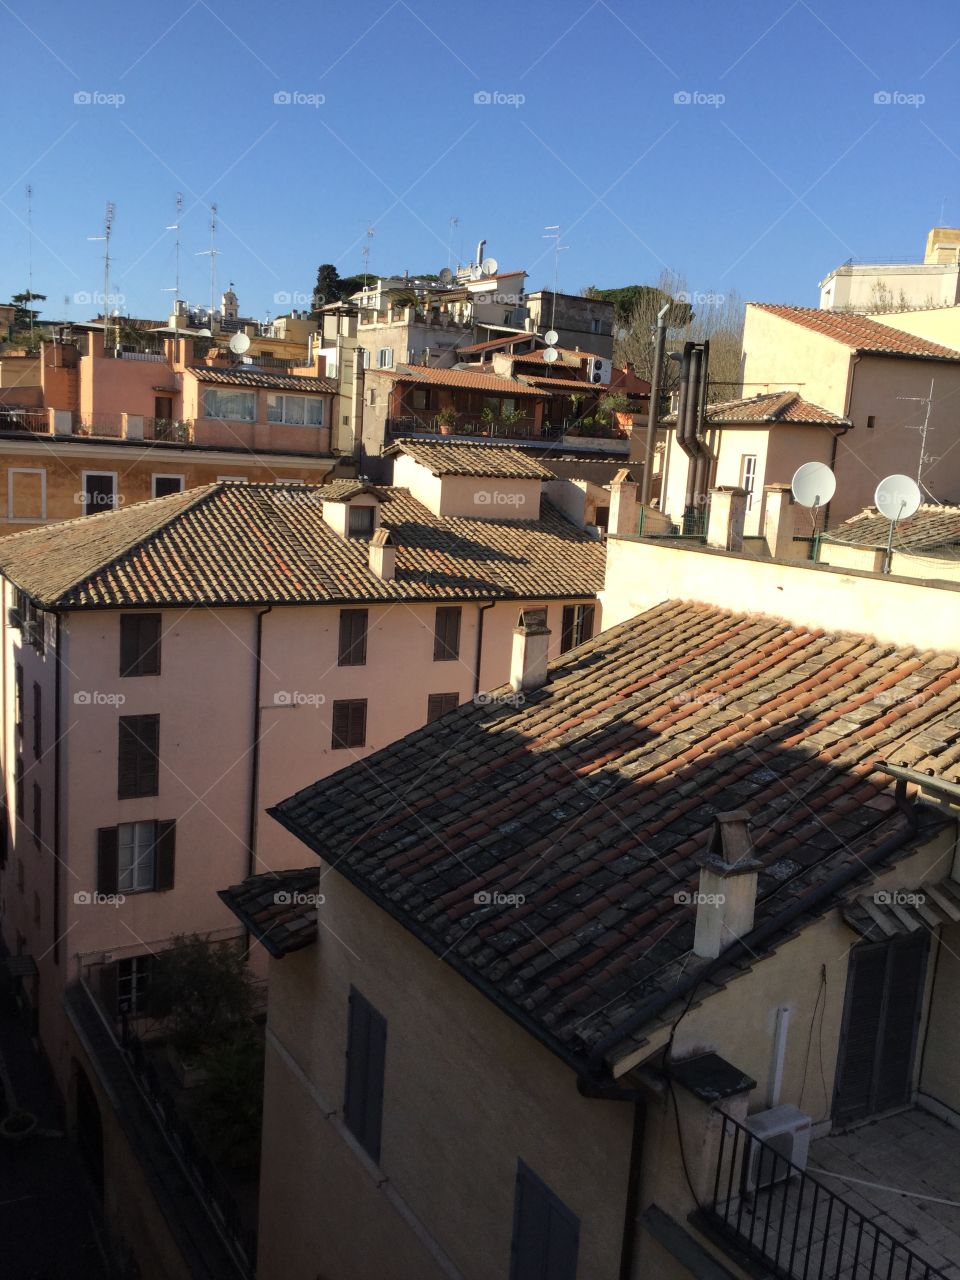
[640,303,670,505]
[682,345,702,513]
[692,338,712,507]
[476,239,486,267]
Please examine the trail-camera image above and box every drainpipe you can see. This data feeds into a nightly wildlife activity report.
[473,601,495,698]
[692,339,712,508]
[673,344,695,514]
[682,345,702,514]
[576,1075,648,1280]
[640,304,670,506]
[585,779,921,1079]
[54,613,62,964]
[824,422,851,531]
[247,605,273,879]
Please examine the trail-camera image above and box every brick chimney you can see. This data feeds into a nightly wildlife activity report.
[368,528,396,580]
[762,484,796,559]
[509,614,551,693]
[706,486,748,553]
[608,468,640,537]
[693,810,762,959]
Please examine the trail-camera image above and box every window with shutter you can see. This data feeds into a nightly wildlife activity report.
[433,607,461,662]
[32,682,41,759]
[509,1161,580,1280]
[338,610,368,666]
[15,760,24,819]
[348,505,375,538]
[833,933,928,1125]
[101,820,175,894]
[15,664,23,736]
[118,715,160,799]
[120,614,161,677]
[97,827,119,895]
[32,783,41,848]
[344,987,387,1161]
[331,700,367,749]
[560,604,595,654]
[427,692,459,723]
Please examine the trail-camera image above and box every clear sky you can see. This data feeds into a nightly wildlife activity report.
[2,0,959,322]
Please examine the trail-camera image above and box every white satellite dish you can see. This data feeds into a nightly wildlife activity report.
[615,326,629,341]
[229,332,251,355]
[791,461,836,510]
[481,256,499,276]
[875,474,921,523]
[438,267,454,285]
[543,347,559,364]
[197,327,213,337]
[544,329,559,347]
[470,265,482,280]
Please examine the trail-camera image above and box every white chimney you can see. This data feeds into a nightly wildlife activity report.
[368,528,396,580]
[762,484,796,560]
[693,810,762,959]
[706,486,748,553]
[608,468,640,537]
[510,613,551,693]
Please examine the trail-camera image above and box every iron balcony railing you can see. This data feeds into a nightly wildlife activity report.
[706,1111,947,1280]
[0,408,48,433]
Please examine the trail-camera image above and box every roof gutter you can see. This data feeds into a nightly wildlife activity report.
[247,605,273,880]
[585,779,921,1079]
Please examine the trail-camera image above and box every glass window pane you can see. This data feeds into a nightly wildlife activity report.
[267,394,283,423]
[304,398,324,426]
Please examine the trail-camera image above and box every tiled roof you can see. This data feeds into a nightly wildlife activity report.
[270,600,960,1069]
[511,349,588,364]
[751,305,960,361]
[823,505,960,550]
[0,482,604,609]
[520,375,611,392]
[319,479,388,502]
[842,875,960,942]
[664,391,849,427]
[378,364,544,397]
[218,868,321,957]
[387,439,553,479]
[191,367,338,393]
[457,335,539,356]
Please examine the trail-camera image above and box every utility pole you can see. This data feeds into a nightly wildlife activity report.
[898,377,938,497]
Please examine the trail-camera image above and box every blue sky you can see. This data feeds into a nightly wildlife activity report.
[2,0,959,322]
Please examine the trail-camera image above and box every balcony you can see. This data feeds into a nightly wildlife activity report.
[702,1109,956,1280]
[386,412,552,440]
[0,407,48,433]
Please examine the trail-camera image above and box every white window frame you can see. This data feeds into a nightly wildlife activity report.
[377,347,394,369]
[740,454,758,511]
[117,820,156,893]
[201,387,256,422]
[117,955,151,1015]
[7,467,47,523]
[151,474,185,498]
[81,470,118,515]
[266,393,325,426]
[217,475,249,483]
[591,318,601,334]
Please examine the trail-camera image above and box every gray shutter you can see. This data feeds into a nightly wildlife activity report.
[153,820,176,891]
[875,935,927,1111]
[97,828,119,895]
[118,715,159,798]
[510,1162,580,1280]
[344,988,386,1160]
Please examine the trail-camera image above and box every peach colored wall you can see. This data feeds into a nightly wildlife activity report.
[872,306,960,348]
[740,307,853,413]
[82,356,177,421]
[600,533,960,653]
[259,867,633,1280]
[391,453,543,520]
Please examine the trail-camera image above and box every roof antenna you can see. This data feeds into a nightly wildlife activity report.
[542,224,569,331]
[162,191,184,302]
[898,377,939,500]
[87,201,116,330]
[361,224,375,285]
[195,203,220,319]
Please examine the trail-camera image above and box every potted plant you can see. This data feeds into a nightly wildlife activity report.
[1,1109,38,1142]
[436,406,458,435]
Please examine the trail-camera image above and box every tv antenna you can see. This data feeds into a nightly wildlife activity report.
[25,185,36,346]
[87,201,116,328]
[195,203,220,317]
[447,214,460,269]
[361,224,375,284]
[898,377,939,498]
[791,461,836,531]
[875,474,922,574]
[163,191,184,301]
[542,224,569,330]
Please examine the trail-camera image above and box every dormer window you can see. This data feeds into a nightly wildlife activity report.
[348,506,375,538]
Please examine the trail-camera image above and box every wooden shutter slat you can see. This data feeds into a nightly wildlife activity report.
[97,827,119,895]
[118,715,159,799]
[876,936,927,1111]
[153,820,176,891]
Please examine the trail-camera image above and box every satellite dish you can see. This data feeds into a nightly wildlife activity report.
[438,267,454,285]
[615,326,629,340]
[544,329,559,346]
[875,474,921,522]
[791,461,836,509]
[197,327,213,337]
[470,265,482,280]
[229,332,251,355]
[543,347,559,364]
[481,256,498,276]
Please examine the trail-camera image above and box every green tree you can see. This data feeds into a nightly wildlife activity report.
[313,263,342,312]
[151,934,257,1062]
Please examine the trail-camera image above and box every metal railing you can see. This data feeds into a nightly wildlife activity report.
[706,1112,946,1280]
[386,414,558,440]
[108,348,166,362]
[145,417,193,444]
[0,408,48,433]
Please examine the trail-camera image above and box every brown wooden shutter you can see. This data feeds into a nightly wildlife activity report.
[427,693,459,723]
[97,827,119,895]
[560,607,575,653]
[120,614,162,677]
[434,607,461,661]
[338,610,368,666]
[332,700,367,748]
[118,715,159,799]
[875,934,927,1111]
[580,604,595,644]
[153,820,176,891]
[32,683,41,759]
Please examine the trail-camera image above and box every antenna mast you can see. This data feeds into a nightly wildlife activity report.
[25,185,35,346]
[898,377,938,497]
[542,224,569,330]
[195,203,220,319]
[361,225,375,285]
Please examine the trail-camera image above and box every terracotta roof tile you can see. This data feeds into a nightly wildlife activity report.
[372,364,544,396]
[218,868,321,957]
[665,391,849,427]
[0,481,603,609]
[824,505,960,550]
[387,439,553,479]
[191,367,338,393]
[270,601,960,1067]
[456,335,539,356]
[752,304,960,361]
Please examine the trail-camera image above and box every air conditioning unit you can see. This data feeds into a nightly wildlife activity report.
[588,356,610,384]
[22,621,42,648]
[742,1105,811,1195]
[7,607,21,629]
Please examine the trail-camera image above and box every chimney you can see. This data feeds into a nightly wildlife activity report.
[510,613,551,693]
[693,810,762,959]
[706,486,748,553]
[762,484,796,559]
[368,528,396,580]
[608,468,640,537]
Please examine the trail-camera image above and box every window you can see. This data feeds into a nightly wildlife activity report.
[591,317,601,334]
[410,387,430,411]
[740,454,758,511]
[15,663,23,736]
[427,692,459,723]
[561,604,595,654]
[8,468,46,523]
[344,988,387,1161]
[348,505,375,538]
[509,1161,580,1280]
[15,760,23,819]
[120,614,162,677]
[32,783,40,848]
[331,699,367,749]
[867,415,876,430]
[434,607,462,662]
[368,387,377,407]
[338,610,368,666]
[118,715,160,799]
[376,348,394,369]
[98,820,175,894]
[82,472,117,515]
[115,956,153,1017]
[360,348,371,369]
[152,475,184,498]
[32,682,41,759]
[202,388,256,422]
[267,394,324,426]
[16,858,24,893]
[594,505,610,531]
